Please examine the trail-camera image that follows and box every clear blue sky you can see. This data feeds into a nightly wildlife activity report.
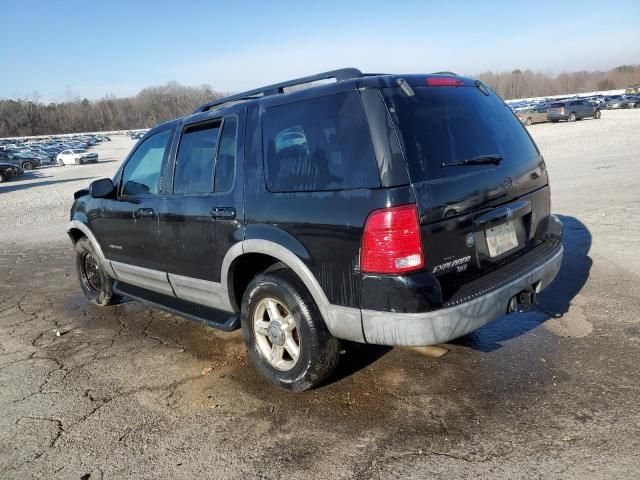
[1,0,638,101]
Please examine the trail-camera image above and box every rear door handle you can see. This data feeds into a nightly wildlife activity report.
[210,207,236,219]
[134,208,155,219]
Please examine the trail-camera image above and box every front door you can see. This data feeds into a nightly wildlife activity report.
[160,109,245,311]
[90,127,175,295]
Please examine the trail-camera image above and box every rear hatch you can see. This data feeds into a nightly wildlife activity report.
[548,102,566,116]
[380,78,550,301]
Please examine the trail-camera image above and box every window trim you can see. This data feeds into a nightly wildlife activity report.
[170,115,239,197]
[171,118,223,196]
[117,127,175,200]
[212,114,239,195]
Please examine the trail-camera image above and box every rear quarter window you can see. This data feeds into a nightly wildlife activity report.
[263,91,380,192]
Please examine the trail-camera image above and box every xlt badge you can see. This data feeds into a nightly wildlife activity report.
[432,256,471,274]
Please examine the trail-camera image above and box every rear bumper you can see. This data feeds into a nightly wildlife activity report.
[360,240,563,347]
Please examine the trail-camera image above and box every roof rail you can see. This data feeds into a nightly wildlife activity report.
[431,71,459,76]
[194,68,363,113]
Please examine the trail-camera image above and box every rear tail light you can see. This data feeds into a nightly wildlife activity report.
[426,77,464,87]
[361,205,424,274]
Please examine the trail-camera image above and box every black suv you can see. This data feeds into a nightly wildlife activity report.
[68,69,563,391]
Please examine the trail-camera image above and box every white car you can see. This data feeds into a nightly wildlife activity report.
[56,149,99,165]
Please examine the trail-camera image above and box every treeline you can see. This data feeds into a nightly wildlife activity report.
[1,65,639,137]
[477,64,639,100]
[0,82,224,137]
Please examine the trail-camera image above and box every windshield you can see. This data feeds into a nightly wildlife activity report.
[381,86,539,182]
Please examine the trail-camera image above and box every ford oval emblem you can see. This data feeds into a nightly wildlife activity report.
[506,208,513,221]
[466,233,475,248]
[501,177,513,189]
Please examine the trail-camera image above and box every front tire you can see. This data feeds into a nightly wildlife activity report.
[22,161,34,170]
[568,113,576,122]
[241,270,341,391]
[0,171,5,183]
[594,110,601,119]
[525,118,532,126]
[75,237,120,306]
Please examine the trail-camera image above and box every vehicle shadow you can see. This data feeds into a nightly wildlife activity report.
[452,214,592,352]
[330,342,392,384]
[0,176,96,194]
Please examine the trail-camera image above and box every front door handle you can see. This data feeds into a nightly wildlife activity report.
[211,207,236,220]
[134,208,155,219]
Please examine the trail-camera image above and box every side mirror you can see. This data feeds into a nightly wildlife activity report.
[89,178,115,198]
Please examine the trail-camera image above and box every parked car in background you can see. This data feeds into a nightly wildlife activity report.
[603,96,624,109]
[0,151,42,170]
[517,105,549,125]
[57,149,99,165]
[0,162,24,183]
[618,96,640,109]
[547,100,601,122]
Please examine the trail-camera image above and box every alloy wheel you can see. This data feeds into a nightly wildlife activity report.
[253,297,300,371]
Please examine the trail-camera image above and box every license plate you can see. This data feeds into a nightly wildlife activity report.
[485,222,518,257]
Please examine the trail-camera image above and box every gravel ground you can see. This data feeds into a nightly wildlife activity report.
[1,110,639,479]
[0,137,134,243]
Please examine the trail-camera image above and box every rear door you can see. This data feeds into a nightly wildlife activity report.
[159,108,245,310]
[380,83,549,295]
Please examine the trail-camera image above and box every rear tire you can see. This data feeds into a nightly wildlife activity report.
[0,172,5,183]
[22,161,34,170]
[75,237,120,306]
[568,113,576,122]
[241,270,341,391]
[525,118,532,126]
[594,110,601,119]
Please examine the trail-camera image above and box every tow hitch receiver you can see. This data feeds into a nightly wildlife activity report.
[508,289,538,313]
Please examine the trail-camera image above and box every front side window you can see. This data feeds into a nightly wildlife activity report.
[263,91,379,192]
[121,129,172,196]
[174,122,220,194]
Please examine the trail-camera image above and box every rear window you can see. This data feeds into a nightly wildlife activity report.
[263,91,380,192]
[381,86,540,182]
[550,102,566,108]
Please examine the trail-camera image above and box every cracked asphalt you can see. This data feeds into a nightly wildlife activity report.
[1,110,640,479]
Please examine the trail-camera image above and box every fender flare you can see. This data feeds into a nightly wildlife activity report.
[221,240,364,343]
[67,220,117,278]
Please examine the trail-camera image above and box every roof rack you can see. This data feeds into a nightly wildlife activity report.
[194,68,363,113]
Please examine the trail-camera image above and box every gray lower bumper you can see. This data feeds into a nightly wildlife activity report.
[361,245,564,346]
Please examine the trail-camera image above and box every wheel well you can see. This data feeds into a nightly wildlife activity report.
[68,228,86,245]
[229,253,287,312]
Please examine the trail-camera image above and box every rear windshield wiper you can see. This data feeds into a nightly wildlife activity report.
[441,154,503,168]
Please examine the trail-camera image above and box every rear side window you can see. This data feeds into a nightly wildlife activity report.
[174,122,220,194]
[263,91,379,192]
[381,87,540,182]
